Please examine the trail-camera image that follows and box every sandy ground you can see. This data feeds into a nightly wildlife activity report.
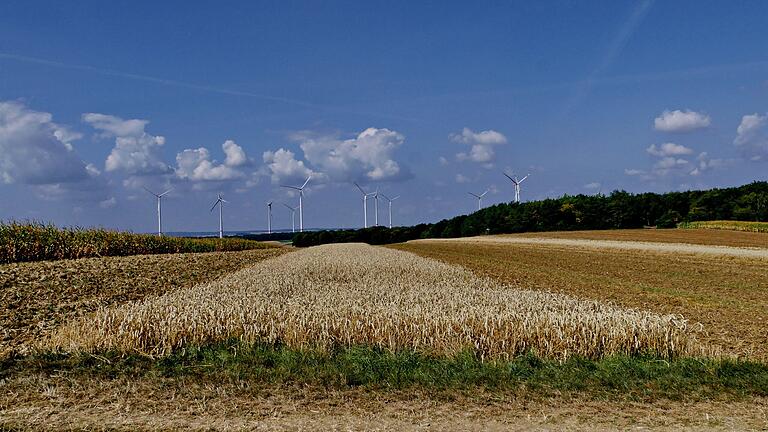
[420,235,768,259]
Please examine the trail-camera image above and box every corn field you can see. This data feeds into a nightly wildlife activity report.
[47,243,702,361]
[678,220,768,233]
[0,222,270,264]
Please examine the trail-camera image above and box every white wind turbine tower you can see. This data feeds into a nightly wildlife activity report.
[143,187,172,236]
[468,189,489,211]
[353,182,375,228]
[503,172,530,203]
[373,188,381,227]
[281,176,311,232]
[380,193,400,229]
[266,201,273,234]
[283,203,298,233]
[210,193,228,239]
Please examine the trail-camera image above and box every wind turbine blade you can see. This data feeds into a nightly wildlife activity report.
[301,176,311,189]
[283,203,294,211]
[519,174,530,183]
[391,196,400,201]
[158,188,173,197]
[468,192,480,198]
[220,199,229,203]
[143,186,159,197]
[281,185,301,190]
[503,172,516,183]
[380,193,390,201]
[354,182,367,195]
[210,201,219,212]
[480,190,489,198]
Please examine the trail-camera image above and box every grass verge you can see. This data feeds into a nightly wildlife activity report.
[6,342,768,401]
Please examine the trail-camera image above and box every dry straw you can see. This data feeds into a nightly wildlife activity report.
[47,243,701,360]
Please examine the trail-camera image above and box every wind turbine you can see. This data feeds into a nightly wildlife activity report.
[283,203,298,233]
[468,189,489,211]
[210,193,228,239]
[143,187,172,236]
[266,201,273,234]
[281,176,310,232]
[503,172,530,203]
[380,193,400,229]
[354,182,375,228]
[373,188,381,226]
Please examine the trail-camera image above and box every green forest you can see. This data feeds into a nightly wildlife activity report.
[293,181,768,247]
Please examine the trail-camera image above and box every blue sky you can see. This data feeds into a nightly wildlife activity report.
[1,1,767,232]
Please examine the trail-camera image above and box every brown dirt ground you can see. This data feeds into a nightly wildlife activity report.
[392,237,768,361]
[0,248,288,358]
[515,228,768,248]
[1,373,766,431]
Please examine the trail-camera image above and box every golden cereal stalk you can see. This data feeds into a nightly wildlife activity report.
[46,243,701,360]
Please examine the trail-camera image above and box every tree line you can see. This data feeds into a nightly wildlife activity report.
[292,181,768,247]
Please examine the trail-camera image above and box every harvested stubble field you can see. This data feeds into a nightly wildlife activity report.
[0,247,287,358]
[393,232,768,361]
[47,243,699,360]
[514,228,768,248]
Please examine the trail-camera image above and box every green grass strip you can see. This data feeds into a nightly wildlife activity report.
[7,342,768,401]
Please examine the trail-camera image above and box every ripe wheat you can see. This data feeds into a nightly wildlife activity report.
[47,243,701,360]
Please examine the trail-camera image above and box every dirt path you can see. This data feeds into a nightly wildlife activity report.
[2,375,766,431]
[420,236,768,259]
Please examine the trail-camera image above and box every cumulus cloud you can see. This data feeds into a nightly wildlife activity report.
[689,152,728,176]
[0,100,93,185]
[734,113,768,161]
[654,109,711,132]
[83,113,171,175]
[262,148,319,185]
[653,157,689,174]
[175,140,248,181]
[646,142,694,157]
[452,127,507,164]
[296,127,408,182]
[223,139,247,166]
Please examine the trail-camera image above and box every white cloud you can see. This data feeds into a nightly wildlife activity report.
[584,182,601,190]
[624,169,645,176]
[438,156,449,166]
[262,148,319,185]
[99,197,117,208]
[175,140,248,182]
[654,109,711,132]
[455,173,470,183]
[734,113,768,161]
[689,152,729,176]
[646,142,694,157]
[0,100,93,185]
[452,127,507,164]
[223,139,247,166]
[296,127,408,182]
[654,157,688,170]
[83,113,171,175]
